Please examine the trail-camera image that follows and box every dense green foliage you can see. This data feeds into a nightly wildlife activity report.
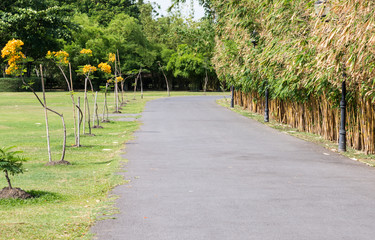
[211,0,375,102]
[1,0,218,91]
[211,0,375,153]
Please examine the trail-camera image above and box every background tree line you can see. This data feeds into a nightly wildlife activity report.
[0,0,219,91]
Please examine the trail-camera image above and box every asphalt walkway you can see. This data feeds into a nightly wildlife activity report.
[92,96,375,240]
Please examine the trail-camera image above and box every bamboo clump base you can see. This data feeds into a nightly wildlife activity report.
[234,90,375,154]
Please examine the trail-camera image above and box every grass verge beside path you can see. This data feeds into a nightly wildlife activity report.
[217,98,375,167]
[0,91,227,240]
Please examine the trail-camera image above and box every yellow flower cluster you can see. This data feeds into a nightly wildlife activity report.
[80,48,93,55]
[1,39,24,58]
[98,62,111,74]
[46,50,69,65]
[116,76,124,82]
[82,64,97,74]
[1,39,26,75]
[108,53,116,62]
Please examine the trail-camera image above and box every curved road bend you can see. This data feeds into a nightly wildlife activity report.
[92,96,375,240]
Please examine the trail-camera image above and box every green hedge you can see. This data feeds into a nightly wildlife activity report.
[0,77,42,92]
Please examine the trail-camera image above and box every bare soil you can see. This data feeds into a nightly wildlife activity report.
[0,187,32,199]
[45,160,71,166]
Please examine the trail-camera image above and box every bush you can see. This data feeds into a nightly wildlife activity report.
[0,77,42,92]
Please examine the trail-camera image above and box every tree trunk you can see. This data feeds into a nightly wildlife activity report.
[158,62,170,97]
[4,170,12,189]
[204,68,209,95]
[102,83,109,122]
[133,73,139,100]
[77,97,81,147]
[40,65,52,162]
[20,70,67,163]
[69,63,78,146]
[83,78,87,134]
[140,68,143,99]
[60,114,66,161]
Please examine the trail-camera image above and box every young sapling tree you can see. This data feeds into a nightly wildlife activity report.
[0,146,31,199]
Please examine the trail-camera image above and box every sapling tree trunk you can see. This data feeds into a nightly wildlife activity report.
[93,91,101,128]
[77,97,81,147]
[203,68,209,95]
[83,78,87,134]
[120,80,125,105]
[158,62,170,97]
[116,49,125,105]
[102,83,110,122]
[86,91,92,135]
[21,66,68,163]
[57,63,78,146]
[41,65,52,162]
[4,170,12,189]
[140,68,143,99]
[114,53,120,113]
[133,72,140,100]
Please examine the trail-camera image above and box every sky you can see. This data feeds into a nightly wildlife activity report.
[146,0,205,20]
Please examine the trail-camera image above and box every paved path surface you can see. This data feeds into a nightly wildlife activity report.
[92,96,375,240]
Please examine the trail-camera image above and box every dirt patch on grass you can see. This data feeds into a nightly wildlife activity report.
[45,160,71,166]
[0,187,32,199]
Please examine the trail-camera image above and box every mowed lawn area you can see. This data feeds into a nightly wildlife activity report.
[0,91,227,239]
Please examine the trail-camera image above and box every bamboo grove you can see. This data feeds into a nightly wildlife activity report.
[211,0,375,153]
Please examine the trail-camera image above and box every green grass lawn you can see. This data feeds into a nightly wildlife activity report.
[0,90,227,239]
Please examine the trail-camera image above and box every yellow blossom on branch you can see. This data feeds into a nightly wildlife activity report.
[1,39,26,75]
[108,53,116,62]
[46,50,69,65]
[116,76,124,82]
[82,64,97,74]
[1,39,24,58]
[98,62,111,74]
[80,48,93,56]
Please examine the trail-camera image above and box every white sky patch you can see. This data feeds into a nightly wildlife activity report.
[146,0,205,20]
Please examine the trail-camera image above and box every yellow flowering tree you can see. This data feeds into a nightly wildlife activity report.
[2,39,69,165]
[46,50,80,147]
[79,49,97,135]
[1,39,26,76]
[98,62,112,122]
[107,51,124,113]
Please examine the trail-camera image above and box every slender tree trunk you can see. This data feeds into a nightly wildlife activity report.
[102,83,109,122]
[133,73,139,100]
[4,170,12,189]
[83,78,87,134]
[86,92,91,135]
[204,68,208,95]
[40,65,52,162]
[158,62,170,97]
[121,80,125,105]
[60,114,66,161]
[77,97,81,147]
[93,91,100,127]
[57,64,78,146]
[140,68,143,99]
[114,54,119,112]
[69,63,78,146]
[20,70,67,163]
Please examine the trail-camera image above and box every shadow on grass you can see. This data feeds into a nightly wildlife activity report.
[0,190,63,206]
[92,160,113,165]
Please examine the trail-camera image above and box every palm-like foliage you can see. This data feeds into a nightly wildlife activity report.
[0,146,27,189]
